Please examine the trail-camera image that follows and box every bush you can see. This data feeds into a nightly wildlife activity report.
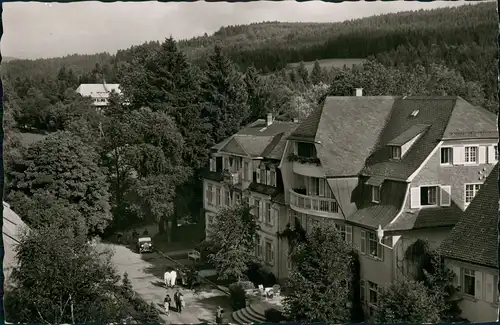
[228,283,247,311]
[265,308,284,323]
[245,262,277,287]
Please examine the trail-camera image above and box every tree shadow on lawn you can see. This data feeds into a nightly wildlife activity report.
[195,294,233,315]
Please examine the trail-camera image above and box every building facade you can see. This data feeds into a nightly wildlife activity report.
[75,82,121,108]
[202,114,297,278]
[441,164,499,323]
[202,94,498,318]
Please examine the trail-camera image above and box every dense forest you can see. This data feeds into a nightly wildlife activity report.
[2,1,497,234]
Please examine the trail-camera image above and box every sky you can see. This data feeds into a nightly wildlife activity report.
[3,1,471,60]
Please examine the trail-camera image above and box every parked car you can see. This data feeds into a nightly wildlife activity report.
[137,237,153,254]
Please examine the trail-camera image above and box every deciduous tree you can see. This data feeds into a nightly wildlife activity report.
[205,202,260,281]
[284,223,352,324]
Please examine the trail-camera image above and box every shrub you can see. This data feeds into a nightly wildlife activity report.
[245,262,277,287]
[265,308,284,323]
[228,283,247,311]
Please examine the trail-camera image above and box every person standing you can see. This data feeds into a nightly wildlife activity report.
[164,294,171,316]
[216,306,224,324]
[173,289,180,312]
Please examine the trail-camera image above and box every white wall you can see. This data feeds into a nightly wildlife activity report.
[446,259,498,323]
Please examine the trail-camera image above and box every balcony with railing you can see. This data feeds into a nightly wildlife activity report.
[222,169,241,186]
[289,188,342,219]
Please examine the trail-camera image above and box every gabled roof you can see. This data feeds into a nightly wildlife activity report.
[387,124,430,146]
[213,119,298,160]
[288,96,497,180]
[442,97,498,140]
[309,96,396,177]
[440,164,498,268]
[75,83,121,98]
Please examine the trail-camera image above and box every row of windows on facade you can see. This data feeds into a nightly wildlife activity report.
[290,211,388,261]
[370,183,481,207]
[358,267,499,319]
[254,238,275,266]
[209,157,277,187]
[439,145,498,165]
[206,186,278,226]
[390,143,498,164]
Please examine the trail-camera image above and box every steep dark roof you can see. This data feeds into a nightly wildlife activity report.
[384,203,463,232]
[440,164,498,268]
[387,124,430,146]
[442,97,498,140]
[347,179,407,229]
[248,182,285,205]
[362,97,457,180]
[212,119,298,160]
[289,96,497,179]
[313,96,396,177]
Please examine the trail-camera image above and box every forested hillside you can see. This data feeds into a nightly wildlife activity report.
[2,0,497,247]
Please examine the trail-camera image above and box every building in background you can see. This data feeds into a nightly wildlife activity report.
[202,93,498,313]
[440,164,499,323]
[202,113,298,278]
[278,93,497,317]
[75,81,121,108]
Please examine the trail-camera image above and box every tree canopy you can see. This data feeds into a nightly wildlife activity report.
[284,223,352,324]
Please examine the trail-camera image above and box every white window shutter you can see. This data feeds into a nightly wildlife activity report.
[410,187,421,209]
[453,146,464,165]
[488,146,496,164]
[259,201,264,221]
[475,271,483,300]
[484,273,495,303]
[479,146,487,164]
[319,178,325,196]
[440,186,452,207]
[360,231,366,254]
[266,171,271,185]
[256,170,261,183]
[209,158,215,172]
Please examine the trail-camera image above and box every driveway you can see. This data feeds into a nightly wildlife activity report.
[102,243,231,324]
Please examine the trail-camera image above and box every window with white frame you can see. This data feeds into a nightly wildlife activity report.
[254,199,261,220]
[335,224,353,244]
[495,146,499,161]
[270,169,276,187]
[420,186,438,206]
[234,193,241,202]
[391,146,401,159]
[260,168,266,184]
[224,190,230,206]
[216,187,221,206]
[265,202,272,224]
[440,147,453,165]
[465,184,481,204]
[462,268,476,296]
[206,185,213,205]
[367,231,383,259]
[265,241,274,265]
[372,185,380,203]
[464,146,478,163]
[368,281,379,316]
[243,162,250,181]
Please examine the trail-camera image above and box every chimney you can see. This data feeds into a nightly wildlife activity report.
[355,88,363,97]
[266,113,273,126]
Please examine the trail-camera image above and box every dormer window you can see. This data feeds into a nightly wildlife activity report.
[296,142,317,158]
[391,146,401,160]
[372,186,381,203]
[387,124,430,160]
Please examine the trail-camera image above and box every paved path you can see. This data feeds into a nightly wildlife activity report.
[102,243,232,324]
